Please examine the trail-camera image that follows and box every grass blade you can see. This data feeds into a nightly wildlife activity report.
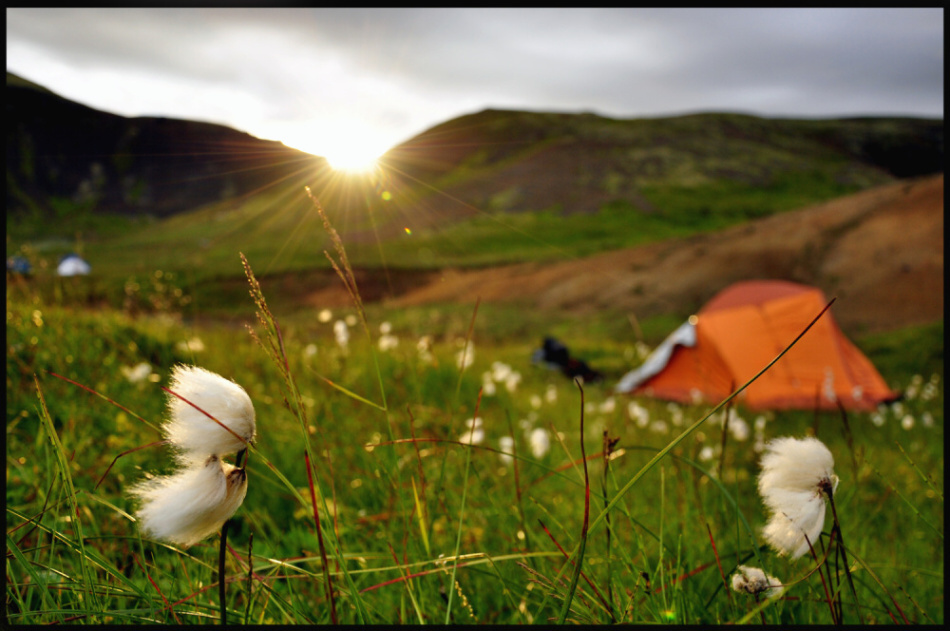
[444,387,484,624]
[308,370,387,411]
[304,451,338,624]
[34,375,102,617]
[6,533,63,623]
[556,378,591,623]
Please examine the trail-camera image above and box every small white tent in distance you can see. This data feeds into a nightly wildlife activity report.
[57,253,91,277]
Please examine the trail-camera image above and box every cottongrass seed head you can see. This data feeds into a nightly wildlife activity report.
[130,454,248,548]
[731,565,783,598]
[758,436,839,559]
[528,427,550,459]
[163,365,256,457]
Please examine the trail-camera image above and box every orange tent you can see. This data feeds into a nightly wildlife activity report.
[616,280,899,411]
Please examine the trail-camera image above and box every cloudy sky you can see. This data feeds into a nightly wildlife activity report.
[6,8,944,170]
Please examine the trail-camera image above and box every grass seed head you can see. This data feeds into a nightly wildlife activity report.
[731,565,782,597]
[164,365,256,457]
[757,436,839,559]
[130,454,248,548]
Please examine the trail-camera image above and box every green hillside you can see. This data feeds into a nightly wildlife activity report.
[5,75,943,313]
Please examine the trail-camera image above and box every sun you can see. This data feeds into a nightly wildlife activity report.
[323,145,381,174]
[283,119,387,174]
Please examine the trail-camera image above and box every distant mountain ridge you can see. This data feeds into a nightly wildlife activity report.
[6,71,943,229]
[6,71,328,218]
[380,108,943,218]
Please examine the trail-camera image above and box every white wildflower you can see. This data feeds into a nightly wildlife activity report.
[498,436,515,465]
[317,308,332,323]
[491,361,512,382]
[379,321,392,335]
[870,412,885,427]
[416,336,434,363]
[649,420,669,434]
[528,427,550,459]
[851,385,864,402]
[333,320,349,350]
[121,362,152,384]
[901,414,915,430]
[668,402,684,426]
[822,367,837,403]
[544,384,557,403]
[459,417,484,445]
[628,401,650,428]
[378,334,399,352]
[518,418,533,436]
[698,446,715,462]
[921,382,938,401]
[163,365,256,457]
[731,565,782,598]
[504,371,522,393]
[758,436,838,559]
[176,337,205,353]
[599,397,616,414]
[729,415,751,442]
[304,343,318,358]
[344,314,358,327]
[921,412,934,428]
[530,394,543,409]
[455,343,475,370]
[130,454,248,548]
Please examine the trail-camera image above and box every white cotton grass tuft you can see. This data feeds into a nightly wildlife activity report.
[528,427,550,459]
[378,333,399,352]
[731,565,783,598]
[130,454,248,548]
[163,365,256,457]
[504,371,522,393]
[334,320,349,350]
[121,362,152,383]
[459,417,484,445]
[498,435,515,465]
[758,436,839,559]
[455,342,475,370]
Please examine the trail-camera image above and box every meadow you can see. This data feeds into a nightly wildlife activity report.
[5,208,944,625]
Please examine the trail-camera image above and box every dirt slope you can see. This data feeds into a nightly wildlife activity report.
[380,174,943,335]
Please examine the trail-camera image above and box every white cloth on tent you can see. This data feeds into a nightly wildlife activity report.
[616,320,696,393]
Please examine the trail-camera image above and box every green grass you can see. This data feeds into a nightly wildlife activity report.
[8,160,871,288]
[364,168,865,269]
[6,257,943,624]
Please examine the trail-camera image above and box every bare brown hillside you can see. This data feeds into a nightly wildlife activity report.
[376,174,943,335]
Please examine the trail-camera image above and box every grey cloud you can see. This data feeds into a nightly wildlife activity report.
[6,7,943,131]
